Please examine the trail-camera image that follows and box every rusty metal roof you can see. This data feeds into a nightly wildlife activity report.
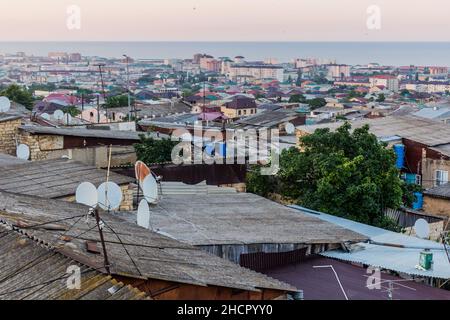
[0,191,296,293]
[0,226,148,300]
[0,158,133,198]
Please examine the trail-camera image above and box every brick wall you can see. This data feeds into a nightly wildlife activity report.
[0,119,21,155]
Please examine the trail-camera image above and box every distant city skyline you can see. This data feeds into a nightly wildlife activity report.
[0,0,450,41]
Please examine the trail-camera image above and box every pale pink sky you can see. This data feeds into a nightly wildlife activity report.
[0,0,449,41]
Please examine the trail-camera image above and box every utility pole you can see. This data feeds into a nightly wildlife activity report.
[95,63,107,120]
[123,55,131,121]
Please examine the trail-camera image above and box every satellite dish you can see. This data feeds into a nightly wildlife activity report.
[97,182,123,211]
[41,113,50,120]
[285,122,295,135]
[414,219,430,239]
[0,96,11,112]
[53,109,64,120]
[16,144,30,160]
[135,160,151,187]
[64,113,72,125]
[75,182,98,207]
[142,174,158,204]
[137,199,150,229]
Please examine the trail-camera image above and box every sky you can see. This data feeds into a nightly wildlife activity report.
[0,0,449,41]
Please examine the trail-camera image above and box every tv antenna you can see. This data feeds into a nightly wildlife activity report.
[0,96,11,112]
[75,180,124,274]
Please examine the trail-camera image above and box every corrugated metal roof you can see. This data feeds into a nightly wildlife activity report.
[289,205,450,279]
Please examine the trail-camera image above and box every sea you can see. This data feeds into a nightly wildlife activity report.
[1,42,450,66]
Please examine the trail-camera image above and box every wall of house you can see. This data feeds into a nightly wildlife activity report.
[0,119,21,155]
[423,195,450,220]
[18,132,136,168]
[421,156,450,189]
[116,276,287,300]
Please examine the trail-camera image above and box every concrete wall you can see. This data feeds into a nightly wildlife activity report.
[421,150,450,189]
[403,219,445,240]
[0,119,21,155]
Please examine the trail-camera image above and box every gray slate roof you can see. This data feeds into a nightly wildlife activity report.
[0,159,133,198]
[123,193,367,246]
[0,226,148,300]
[19,125,158,141]
[423,183,450,199]
[0,191,296,293]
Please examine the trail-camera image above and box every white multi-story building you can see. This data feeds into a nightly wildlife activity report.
[369,75,399,92]
[227,63,284,82]
[326,64,350,80]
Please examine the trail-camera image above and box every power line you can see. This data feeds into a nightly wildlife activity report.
[101,219,142,277]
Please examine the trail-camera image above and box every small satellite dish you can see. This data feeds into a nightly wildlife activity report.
[97,182,123,211]
[414,219,430,239]
[137,199,150,229]
[142,174,158,204]
[16,144,30,160]
[0,96,11,112]
[41,113,50,120]
[53,109,64,120]
[75,182,98,207]
[285,122,295,135]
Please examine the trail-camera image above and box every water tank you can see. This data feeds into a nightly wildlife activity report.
[393,144,405,169]
[412,192,423,210]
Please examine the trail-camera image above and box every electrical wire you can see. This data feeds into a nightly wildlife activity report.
[101,219,143,277]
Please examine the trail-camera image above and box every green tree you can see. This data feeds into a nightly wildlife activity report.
[376,93,385,102]
[105,94,135,108]
[307,97,327,110]
[1,84,34,110]
[134,135,177,165]
[248,122,412,229]
[64,105,81,117]
[289,94,306,103]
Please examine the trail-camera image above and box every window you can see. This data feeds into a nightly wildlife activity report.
[415,174,422,186]
[435,170,449,186]
[243,110,247,115]
[238,110,242,116]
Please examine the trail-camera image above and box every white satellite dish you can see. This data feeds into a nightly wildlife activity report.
[285,122,295,135]
[414,219,430,239]
[16,144,30,160]
[53,109,64,120]
[0,96,11,112]
[97,182,123,211]
[137,199,150,229]
[41,113,50,120]
[64,113,72,125]
[75,182,98,207]
[142,174,158,204]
